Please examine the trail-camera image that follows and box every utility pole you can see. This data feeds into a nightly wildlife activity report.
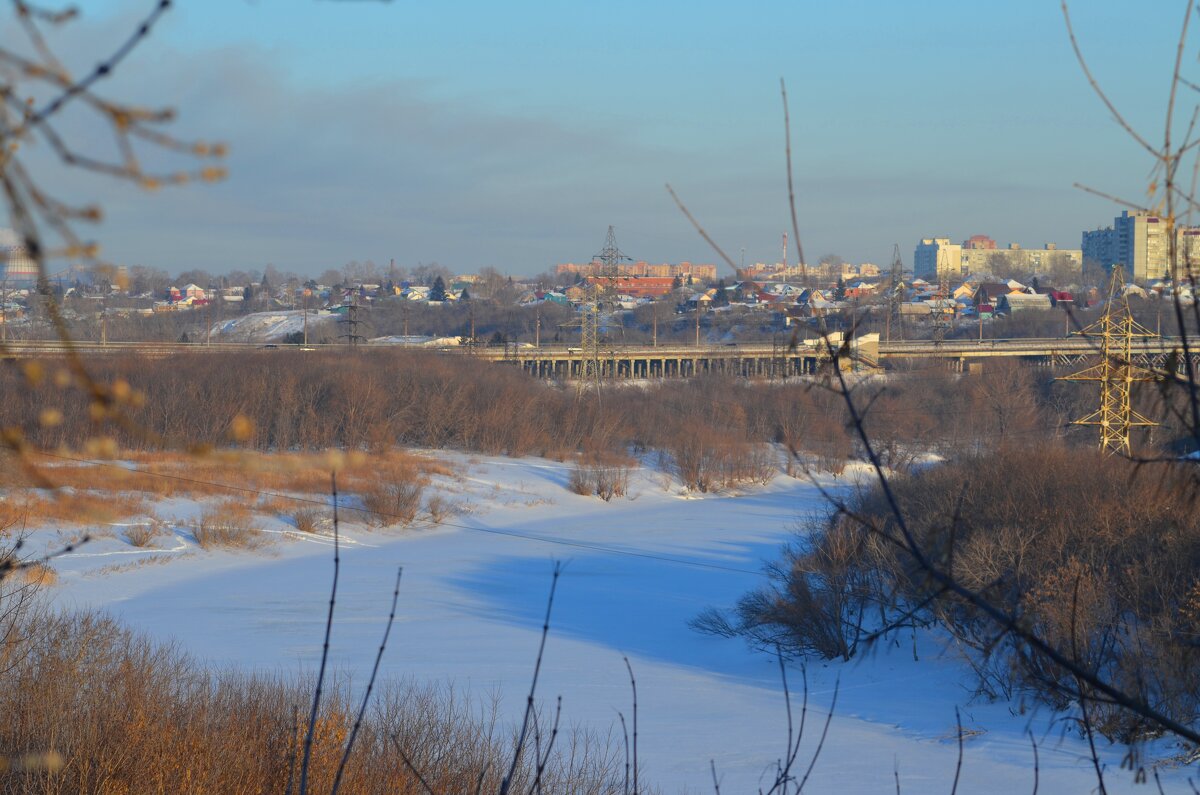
[302,287,310,346]
[694,306,701,347]
[534,303,541,348]
[468,298,476,351]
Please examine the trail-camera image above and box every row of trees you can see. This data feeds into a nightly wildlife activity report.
[5,349,1168,476]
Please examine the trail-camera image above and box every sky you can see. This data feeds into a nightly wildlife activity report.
[14,0,1196,277]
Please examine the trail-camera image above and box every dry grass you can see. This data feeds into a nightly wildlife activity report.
[0,492,145,529]
[192,502,266,550]
[34,448,441,498]
[2,449,455,541]
[18,563,56,587]
[89,554,184,577]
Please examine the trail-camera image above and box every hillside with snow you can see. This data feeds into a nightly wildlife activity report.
[209,309,338,342]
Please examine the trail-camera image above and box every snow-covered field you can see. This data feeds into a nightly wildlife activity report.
[32,455,1175,793]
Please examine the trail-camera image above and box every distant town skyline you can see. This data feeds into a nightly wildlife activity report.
[38,1,1191,276]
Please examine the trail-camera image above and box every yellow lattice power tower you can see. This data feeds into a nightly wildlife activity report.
[1060,266,1159,455]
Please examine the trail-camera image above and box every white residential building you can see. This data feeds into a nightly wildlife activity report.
[914,238,962,281]
[1082,210,1200,282]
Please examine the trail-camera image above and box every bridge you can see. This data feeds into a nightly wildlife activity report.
[475,336,1194,378]
[2,335,1194,377]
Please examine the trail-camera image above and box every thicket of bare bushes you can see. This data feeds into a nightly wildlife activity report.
[361,479,425,527]
[702,445,1200,742]
[3,351,1126,491]
[0,610,622,794]
[568,453,633,501]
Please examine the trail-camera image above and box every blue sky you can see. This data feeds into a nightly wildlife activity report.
[33,0,1195,276]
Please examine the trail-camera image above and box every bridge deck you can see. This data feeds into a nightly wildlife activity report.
[0,337,1191,377]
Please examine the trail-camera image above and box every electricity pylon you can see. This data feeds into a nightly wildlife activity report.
[886,243,906,342]
[594,225,629,280]
[579,304,600,385]
[562,227,632,389]
[579,226,630,387]
[338,290,369,347]
[931,248,953,343]
[1059,266,1158,455]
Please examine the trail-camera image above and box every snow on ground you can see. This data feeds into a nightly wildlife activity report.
[211,309,337,342]
[30,455,1181,793]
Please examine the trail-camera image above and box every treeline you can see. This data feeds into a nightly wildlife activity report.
[0,351,1124,474]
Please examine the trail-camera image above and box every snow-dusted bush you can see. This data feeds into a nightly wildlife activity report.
[193,503,265,550]
[291,507,322,534]
[361,480,424,527]
[124,520,169,548]
[568,456,632,501]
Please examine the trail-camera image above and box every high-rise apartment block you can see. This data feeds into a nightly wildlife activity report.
[914,236,1080,281]
[914,238,963,281]
[1082,210,1200,282]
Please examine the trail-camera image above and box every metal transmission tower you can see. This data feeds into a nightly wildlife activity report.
[885,244,906,342]
[578,226,631,386]
[338,290,369,347]
[594,225,630,282]
[1060,266,1159,455]
[930,248,953,342]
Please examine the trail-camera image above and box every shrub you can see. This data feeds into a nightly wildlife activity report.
[291,507,322,534]
[361,480,424,527]
[192,503,265,550]
[124,520,168,548]
[568,454,633,501]
[694,516,881,661]
[662,437,776,493]
[424,494,455,523]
